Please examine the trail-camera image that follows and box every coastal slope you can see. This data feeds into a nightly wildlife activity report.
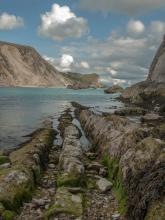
[0,41,100,88]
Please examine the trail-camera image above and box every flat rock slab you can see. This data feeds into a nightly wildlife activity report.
[87,161,103,172]
[58,124,84,186]
[46,187,83,219]
[141,113,163,122]
[0,163,11,169]
[64,125,80,138]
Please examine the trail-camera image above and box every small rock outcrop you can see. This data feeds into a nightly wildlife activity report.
[104,85,124,94]
[114,107,147,116]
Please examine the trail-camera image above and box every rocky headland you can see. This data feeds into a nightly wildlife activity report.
[66,73,101,90]
[0,41,101,88]
[104,85,124,94]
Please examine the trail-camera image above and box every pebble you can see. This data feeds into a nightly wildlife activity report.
[32,198,46,206]
[99,167,108,177]
[67,187,85,194]
[87,161,103,172]
[112,212,121,219]
[0,163,11,169]
[48,163,56,169]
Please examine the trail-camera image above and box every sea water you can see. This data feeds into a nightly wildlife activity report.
[0,87,123,149]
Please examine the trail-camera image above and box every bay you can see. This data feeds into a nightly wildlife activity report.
[0,87,123,149]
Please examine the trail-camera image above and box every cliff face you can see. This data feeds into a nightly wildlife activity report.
[0,41,101,88]
[147,35,165,83]
[121,36,165,105]
[0,41,69,87]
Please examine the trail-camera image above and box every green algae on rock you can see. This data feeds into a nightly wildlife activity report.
[0,127,55,217]
[0,156,10,165]
[45,187,83,219]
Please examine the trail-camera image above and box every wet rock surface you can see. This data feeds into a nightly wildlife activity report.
[6,109,123,220]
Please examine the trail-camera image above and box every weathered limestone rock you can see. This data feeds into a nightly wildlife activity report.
[0,163,11,169]
[141,113,163,123]
[45,187,83,219]
[58,118,84,187]
[145,197,165,220]
[115,107,147,116]
[58,109,73,137]
[87,161,103,172]
[64,125,81,138]
[96,177,113,193]
[77,108,165,220]
[99,167,108,177]
[112,212,121,220]
[0,127,55,217]
[104,85,124,94]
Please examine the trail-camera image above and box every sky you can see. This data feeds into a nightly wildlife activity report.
[0,0,165,86]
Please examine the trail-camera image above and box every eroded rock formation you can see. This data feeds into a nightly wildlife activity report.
[76,108,165,220]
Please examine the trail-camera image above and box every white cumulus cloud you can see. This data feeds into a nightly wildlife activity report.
[43,54,74,72]
[43,18,165,85]
[80,61,90,69]
[127,20,145,35]
[107,67,118,76]
[38,4,89,41]
[59,19,165,85]
[79,0,165,15]
[149,20,165,35]
[0,13,24,30]
[60,54,74,69]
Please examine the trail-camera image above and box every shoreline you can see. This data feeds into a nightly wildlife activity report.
[0,100,164,219]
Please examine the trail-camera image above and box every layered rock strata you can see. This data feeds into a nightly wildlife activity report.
[76,107,165,220]
[0,126,55,219]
